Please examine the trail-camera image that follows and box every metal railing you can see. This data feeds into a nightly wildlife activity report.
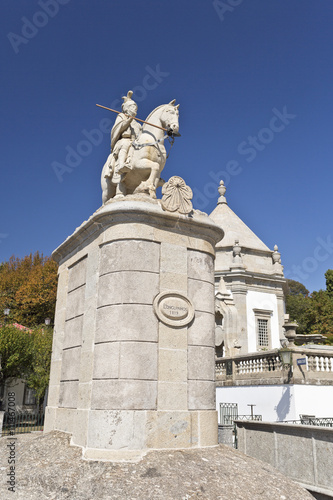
[1,411,44,436]
[281,417,333,427]
[223,414,262,425]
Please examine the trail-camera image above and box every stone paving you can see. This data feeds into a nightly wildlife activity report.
[0,431,315,499]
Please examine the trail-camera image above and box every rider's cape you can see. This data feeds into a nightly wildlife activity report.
[111,113,136,151]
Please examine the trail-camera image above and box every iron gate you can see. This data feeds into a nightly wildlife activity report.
[220,402,238,425]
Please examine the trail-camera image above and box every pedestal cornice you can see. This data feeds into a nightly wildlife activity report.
[52,196,224,264]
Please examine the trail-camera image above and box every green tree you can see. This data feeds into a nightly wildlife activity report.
[26,325,53,405]
[0,253,58,327]
[285,275,333,343]
[304,290,333,344]
[0,325,34,407]
[285,279,311,334]
[285,293,311,334]
[286,279,309,297]
[325,269,333,299]
[0,324,54,408]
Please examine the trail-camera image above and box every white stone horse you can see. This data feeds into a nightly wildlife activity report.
[101,100,179,202]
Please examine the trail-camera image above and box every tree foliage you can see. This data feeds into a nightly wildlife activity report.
[26,325,53,404]
[325,270,333,299]
[0,324,53,406]
[285,293,312,334]
[285,272,333,344]
[304,290,333,340]
[0,252,58,327]
[286,279,309,297]
[0,253,57,406]
[0,325,34,384]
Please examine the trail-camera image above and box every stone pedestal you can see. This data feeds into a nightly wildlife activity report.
[44,195,223,460]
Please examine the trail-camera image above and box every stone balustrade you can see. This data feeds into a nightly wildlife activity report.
[216,346,333,386]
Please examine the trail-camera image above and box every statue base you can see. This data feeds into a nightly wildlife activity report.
[44,195,223,460]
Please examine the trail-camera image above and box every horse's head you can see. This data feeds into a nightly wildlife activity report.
[160,100,180,136]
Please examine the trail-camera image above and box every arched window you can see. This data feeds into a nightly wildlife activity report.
[215,311,223,327]
[215,311,224,357]
[215,341,225,358]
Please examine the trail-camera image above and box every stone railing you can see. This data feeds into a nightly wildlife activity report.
[306,352,333,374]
[216,347,333,386]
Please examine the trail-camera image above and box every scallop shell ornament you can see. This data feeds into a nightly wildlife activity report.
[161,176,193,214]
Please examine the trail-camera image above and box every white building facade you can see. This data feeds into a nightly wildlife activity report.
[210,181,286,358]
[211,182,333,423]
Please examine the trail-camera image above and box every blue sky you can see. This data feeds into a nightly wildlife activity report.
[1,0,333,293]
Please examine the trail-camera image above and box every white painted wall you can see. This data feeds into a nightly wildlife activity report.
[246,291,280,352]
[216,384,333,423]
[216,385,295,422]
[293,385,333,418]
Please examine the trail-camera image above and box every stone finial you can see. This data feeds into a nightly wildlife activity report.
[233,240,241,257]
[233,240,243,264]
[272,244,281,264]
[230,240,245,271]
[217,180,227,204]
[215,277,235,309]
[161,176,193,214]
[216,276,231,301]
[272,244,284,275]
[218,275,228,294]
[283,320,298,346]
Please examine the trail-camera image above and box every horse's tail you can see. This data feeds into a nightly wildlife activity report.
[102,153,114,179]
[101,153,116,203]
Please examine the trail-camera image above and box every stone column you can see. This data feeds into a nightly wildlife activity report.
[44,196,223,460]
[230,278,248,355]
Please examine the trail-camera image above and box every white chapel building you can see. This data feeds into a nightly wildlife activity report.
[210,182,333,423]
[210,181,286,358]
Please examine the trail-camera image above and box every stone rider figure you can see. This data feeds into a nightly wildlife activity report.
[110,90,141,176]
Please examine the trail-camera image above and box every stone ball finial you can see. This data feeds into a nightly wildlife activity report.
[217,180,227,204]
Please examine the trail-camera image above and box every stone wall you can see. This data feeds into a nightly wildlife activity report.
[236,420,333,498]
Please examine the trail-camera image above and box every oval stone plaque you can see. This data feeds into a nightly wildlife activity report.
[153,291,194,327]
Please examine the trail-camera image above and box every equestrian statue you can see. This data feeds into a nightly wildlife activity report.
[99,91,180,203]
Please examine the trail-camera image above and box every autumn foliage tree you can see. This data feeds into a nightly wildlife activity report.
[0,253,58,407]
[0,252,58,327]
